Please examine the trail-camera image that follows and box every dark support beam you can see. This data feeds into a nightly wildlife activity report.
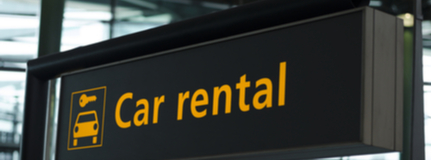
[109,0,116,39]
[410,0,425,159]
[20,75,49,160]
[401,0,425,158]
[37,0,65,57]
[20,0,65,159]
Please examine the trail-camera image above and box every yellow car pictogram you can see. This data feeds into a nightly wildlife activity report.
[73,110,99,146]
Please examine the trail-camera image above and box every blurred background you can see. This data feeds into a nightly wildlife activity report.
[0,0,430,159]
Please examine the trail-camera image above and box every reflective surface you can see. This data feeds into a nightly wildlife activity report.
[0,71,26,160]
[0,0,40,70]
[0,1,39,159]
[59,0,253,50]
[61,0,111,51]
[423,19,431,160]
[44,79,61,160]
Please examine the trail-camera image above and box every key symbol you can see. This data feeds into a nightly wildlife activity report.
[79,94,97,107]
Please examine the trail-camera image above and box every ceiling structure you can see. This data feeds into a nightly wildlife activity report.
[0,0,430,67]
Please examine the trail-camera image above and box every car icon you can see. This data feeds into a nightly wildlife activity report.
[73,110,99,146]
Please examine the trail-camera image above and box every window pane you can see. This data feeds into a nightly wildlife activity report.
[0,70,26,160]
[61,0,111,51]
[0,0,40,70]
[112,0,258,38]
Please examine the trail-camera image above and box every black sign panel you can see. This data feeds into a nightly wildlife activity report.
[56,12,363,159]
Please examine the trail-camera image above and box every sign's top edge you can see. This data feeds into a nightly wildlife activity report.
[28,0,370,79]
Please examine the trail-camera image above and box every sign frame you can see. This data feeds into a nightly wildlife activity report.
[20,0,404,158]
[53,7,403,160]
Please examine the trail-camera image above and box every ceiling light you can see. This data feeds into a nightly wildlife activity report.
[397,13,414,27]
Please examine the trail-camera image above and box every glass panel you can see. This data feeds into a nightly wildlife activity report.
[317,152,400,160]
[0,0,40,70]
[423,19,431,160]
[426,84,432,160]
[112,0,259,38]
[61,0,111,51]
[0,1,40,159]
[0,71,26,160]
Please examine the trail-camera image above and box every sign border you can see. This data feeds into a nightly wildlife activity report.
[67,86,107,150]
